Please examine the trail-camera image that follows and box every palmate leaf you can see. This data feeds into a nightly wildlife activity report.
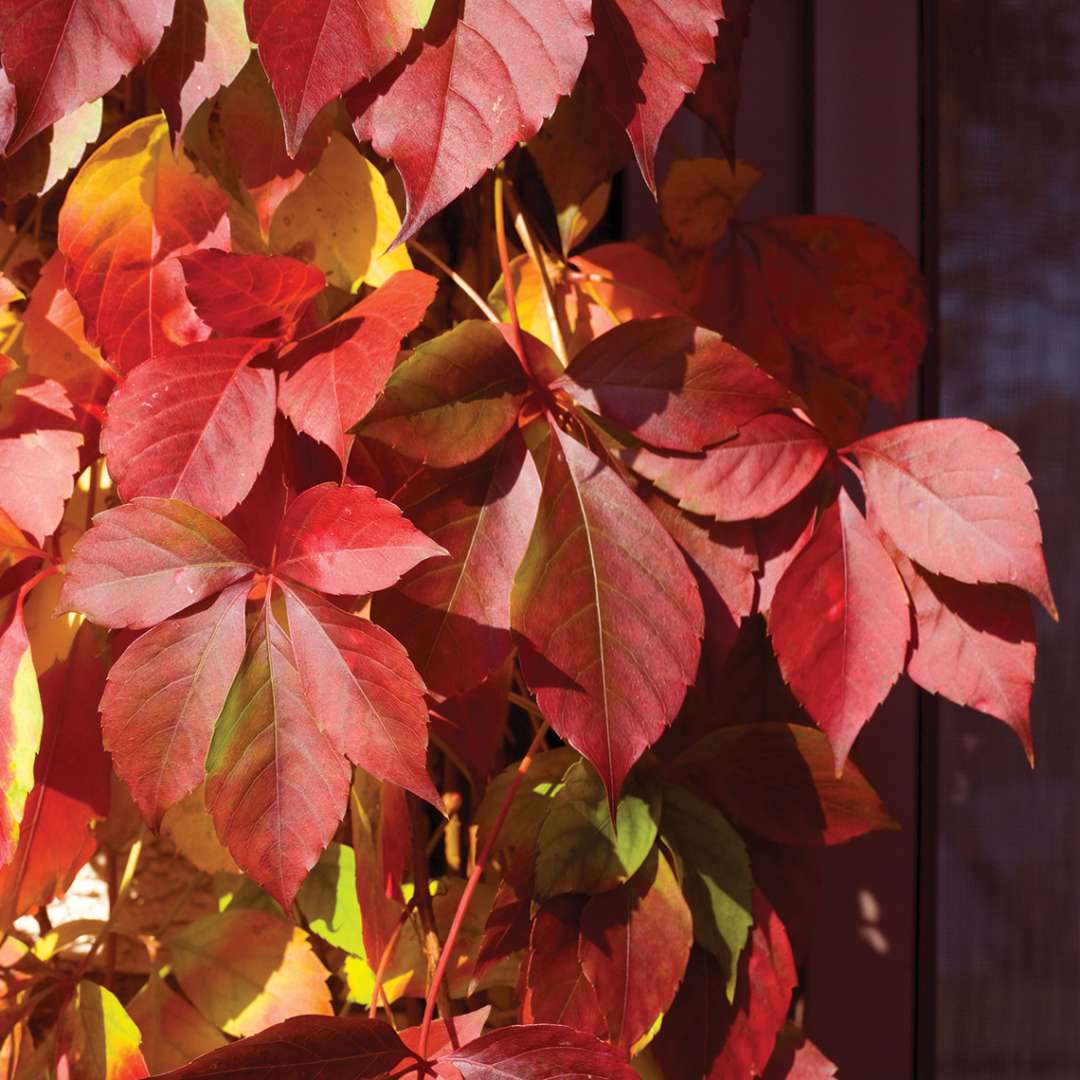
[768,491,911,770]
[448,1024,639,1080]
[101,339,276,519]
[0,0,172,154]
[127,971,227,1075]
[513,421,703,803]
[349,0,594,241]
[58,116,231,374]
[554,317,788,452]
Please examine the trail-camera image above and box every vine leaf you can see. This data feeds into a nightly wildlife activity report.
[627,412,829,522]
[99,583,249,829]
[373,430,542,698]
[769,491,911,770]
[278,269,437,468]
[59,498,255,630]
[179,250,325,340]
[58,116,231,374]
[353,320,531,469]
[167,908,332,1037]
[0,0,172,153]
[850,418,1057,618]
[203,595,353,908]
[512,421,703,804]
[145,1014,410,1079]
[578,849,693,1053]
[127,970,227,1075]
[349,0,594,241]
[448,1023,639,1080]
[148,0,252,139]
[554,316,788,452]
[101,339,276,518]
[584,0,726,192]
[58,979,149,1080]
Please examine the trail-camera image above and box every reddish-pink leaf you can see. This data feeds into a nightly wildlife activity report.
[555,317,787,452]
[273,481,446,596]
[353,320,531,468]
[281,583,439,806]
[148,0,252,138]
[180,250,325,339]
[101,339,276,518]
[428,661,511,790]
[769,491,910,769]
[687,0,752,162]
[584,0,725,192]
[0,69,14,153]
[0,427,82,543]
[764,1028,838,1080]
[100,583,249,828]
[349,0,593,241]
[147,1015,411,1079]
[753,485,820,614]
[579,850,693,1053]
[0,0,172,153]
[653,896,797,1080]
[59,498,254,629]
[399,1008,491,1079]
[850,418,1056,617]
[671,722,897,847]
[448,1024,638,1080]
[512,422,703,802]
[889,542,1036,762]
[278,269,437,468]
[373,431,541,698]
[522,895,606,1036]
[58,116,231,374]
[204,595,351,908]
[628,412,829,522]
[0,624,110,925]
[246,0,426,156]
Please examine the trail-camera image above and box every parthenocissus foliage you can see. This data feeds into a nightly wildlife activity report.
[0,1,1054,1076]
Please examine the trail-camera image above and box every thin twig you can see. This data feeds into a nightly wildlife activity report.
[407,239,500,324]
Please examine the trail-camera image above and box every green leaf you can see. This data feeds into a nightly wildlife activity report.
[297,841,364,956]
[659,783,752,1001]
[533,760,660,900]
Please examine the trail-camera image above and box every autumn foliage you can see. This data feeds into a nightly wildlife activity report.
[0,1,1054,1077]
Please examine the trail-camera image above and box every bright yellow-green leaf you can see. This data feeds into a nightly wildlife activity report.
[297,841,363,955]
[269,132,411,292]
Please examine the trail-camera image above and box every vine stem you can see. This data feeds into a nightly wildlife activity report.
[367,905,413,1020]
[415,719,551,1065]
[407,239,500,324]
[493,172,531,378]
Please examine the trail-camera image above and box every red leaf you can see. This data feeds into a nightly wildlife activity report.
[0,69,14,153]
[273,481,447,596]
[282,583,439,806]
[99,583,249,828]
[59,498,254,630]
[584,0,725,191]
[101,339,276,518]
[0,427,82,544]
[180,250,325,339]
[764,1028,838,1080]
[889,542,1037,762]
[204,594,351,908]
[512,422,703,802]
[555,317,788,452]
[147,1014,410,1079]
[653,896,796,1080]
[687,0,752,162]
[628,412,829,522]
[349,0,593,241]
[753,485,820,614]
[354,320,531,468]
[579,850,693,1053]
[0,0,172,153]
[448,1024,638,1080]
[58,116,231,374]
[373,431,541,698]
[399,1008,491,1079]
[522,895,606,1036]
[768,491,910,769]
[850,418,1056,617]
[278,269,438,468]
[0,623,110,925]
[246,0,426,156]
[147,0,252,138]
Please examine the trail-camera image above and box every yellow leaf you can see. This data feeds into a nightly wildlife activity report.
[660,158,762,250]
[161,785,240,875]
[269,132,411,292]
[59,980,148,1080]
